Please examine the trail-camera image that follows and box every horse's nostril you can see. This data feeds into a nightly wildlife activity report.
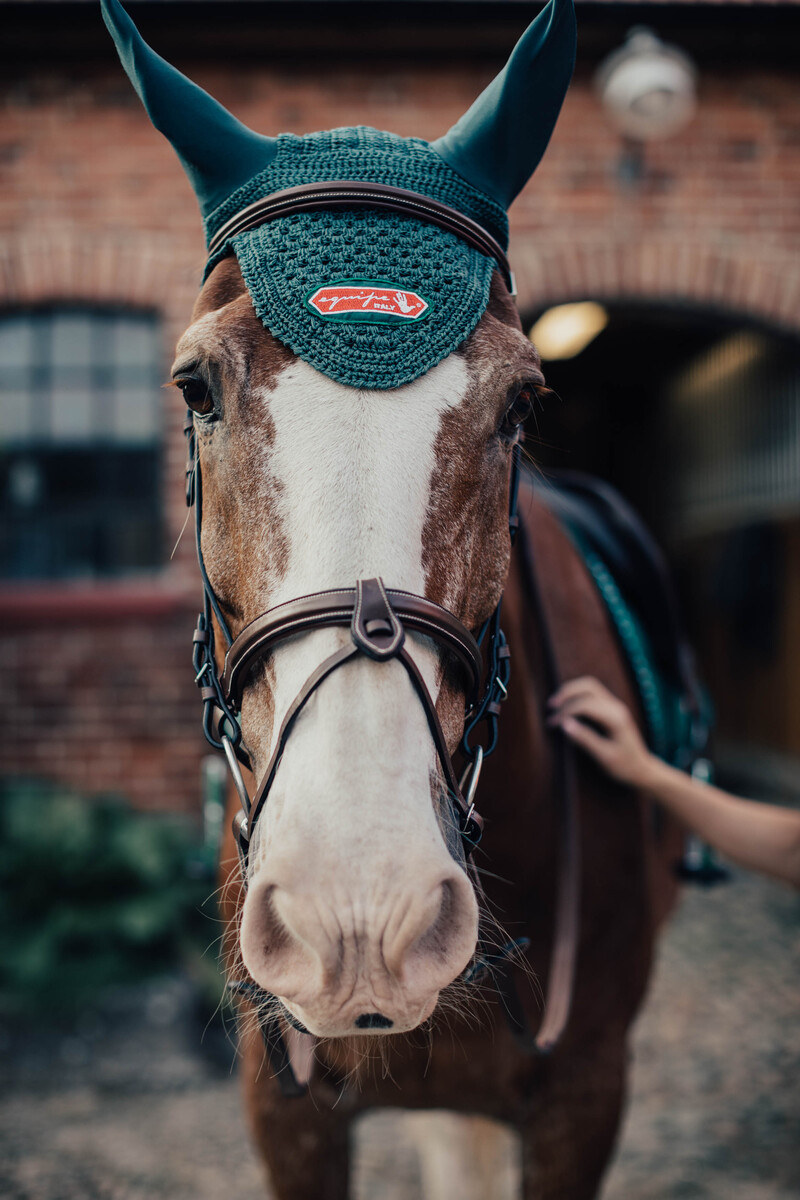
[355,1012,394,1030]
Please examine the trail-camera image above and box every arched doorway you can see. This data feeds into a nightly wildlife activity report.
[526,298,800,792]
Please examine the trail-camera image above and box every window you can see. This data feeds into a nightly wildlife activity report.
[0,308,162,580]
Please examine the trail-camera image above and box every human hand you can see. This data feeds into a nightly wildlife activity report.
[547,677,658,789]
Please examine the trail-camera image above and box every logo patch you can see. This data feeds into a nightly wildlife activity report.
[305,279,431,325]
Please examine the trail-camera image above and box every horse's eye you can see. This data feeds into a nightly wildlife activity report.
[502,387,534,435]
[176,376,214,417]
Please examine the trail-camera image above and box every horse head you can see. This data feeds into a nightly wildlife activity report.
[103,0,575,1040]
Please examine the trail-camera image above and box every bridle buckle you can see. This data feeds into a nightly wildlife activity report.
[351,577,405,660]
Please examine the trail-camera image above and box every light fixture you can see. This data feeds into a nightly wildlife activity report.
[529,302,609,361]
[595,27,697,142]
[672,331,770,404]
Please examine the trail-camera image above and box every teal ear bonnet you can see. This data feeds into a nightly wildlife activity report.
[101,0,576,390]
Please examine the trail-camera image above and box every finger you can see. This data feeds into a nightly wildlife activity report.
[558,714,613,760]
[548,676,607,708]
[548,692,625,731]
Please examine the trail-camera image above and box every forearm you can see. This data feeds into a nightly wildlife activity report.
[642,758,800,889]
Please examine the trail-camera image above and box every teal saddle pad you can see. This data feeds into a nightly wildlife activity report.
[538,471,713,767]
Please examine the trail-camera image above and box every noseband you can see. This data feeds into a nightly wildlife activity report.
[223,578,491,871]
[185,416,519,879]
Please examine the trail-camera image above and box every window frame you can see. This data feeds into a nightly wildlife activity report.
[0,304,166,585]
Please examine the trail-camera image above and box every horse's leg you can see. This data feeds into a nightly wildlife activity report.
[241,1029,351,1200]
[410,1111,519,1200]
[519,1037,627,1200]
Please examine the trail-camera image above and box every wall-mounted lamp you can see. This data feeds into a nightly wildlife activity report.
[529,302,609,361]
[595,27,697,143]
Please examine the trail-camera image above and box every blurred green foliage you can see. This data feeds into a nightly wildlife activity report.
[0,777,219,1019]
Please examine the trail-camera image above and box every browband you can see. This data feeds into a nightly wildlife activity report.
[206,180,515,294]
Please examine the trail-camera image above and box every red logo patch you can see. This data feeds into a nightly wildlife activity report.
[305,280,431,325]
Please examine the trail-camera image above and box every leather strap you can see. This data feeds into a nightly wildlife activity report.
[206,180,514,293]
[240,642,360,858]
[222,586,483,711]
[511,501,581,1055]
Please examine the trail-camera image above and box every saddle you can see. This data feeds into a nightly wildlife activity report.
[536,469,712,766]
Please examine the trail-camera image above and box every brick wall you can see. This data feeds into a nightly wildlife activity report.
[511,62,800,327]
[2,5,799,811]
[1,590,201,811]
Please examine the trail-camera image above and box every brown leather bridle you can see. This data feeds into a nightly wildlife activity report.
[186,416,517,878]
[185,181,579,1096]
[189,180,523,872]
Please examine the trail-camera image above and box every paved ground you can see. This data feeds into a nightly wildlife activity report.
[1,868,797,1200]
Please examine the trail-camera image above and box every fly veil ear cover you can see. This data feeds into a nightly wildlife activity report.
[101,0,576,390]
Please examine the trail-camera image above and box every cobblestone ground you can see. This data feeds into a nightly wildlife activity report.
[1,870,797,1200]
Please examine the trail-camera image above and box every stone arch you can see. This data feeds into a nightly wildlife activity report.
[511,237,800,335]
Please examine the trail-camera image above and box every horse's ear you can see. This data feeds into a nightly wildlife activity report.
[431,0,576,210]
[101,0,277,217]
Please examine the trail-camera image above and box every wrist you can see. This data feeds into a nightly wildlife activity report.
[633,752,670,793]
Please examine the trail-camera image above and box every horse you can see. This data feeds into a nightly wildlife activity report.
[102,0,682,1194]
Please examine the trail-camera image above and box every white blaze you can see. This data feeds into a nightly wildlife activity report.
[238,353,478,1035]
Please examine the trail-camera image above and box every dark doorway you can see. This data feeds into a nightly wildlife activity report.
[525,299,800,779]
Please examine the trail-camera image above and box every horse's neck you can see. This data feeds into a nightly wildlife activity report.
[475,490,640,915]
[473,522,559,923]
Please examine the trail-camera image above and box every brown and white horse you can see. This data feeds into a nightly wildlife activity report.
[97,0,680,1188]
[177,259,680,1198]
